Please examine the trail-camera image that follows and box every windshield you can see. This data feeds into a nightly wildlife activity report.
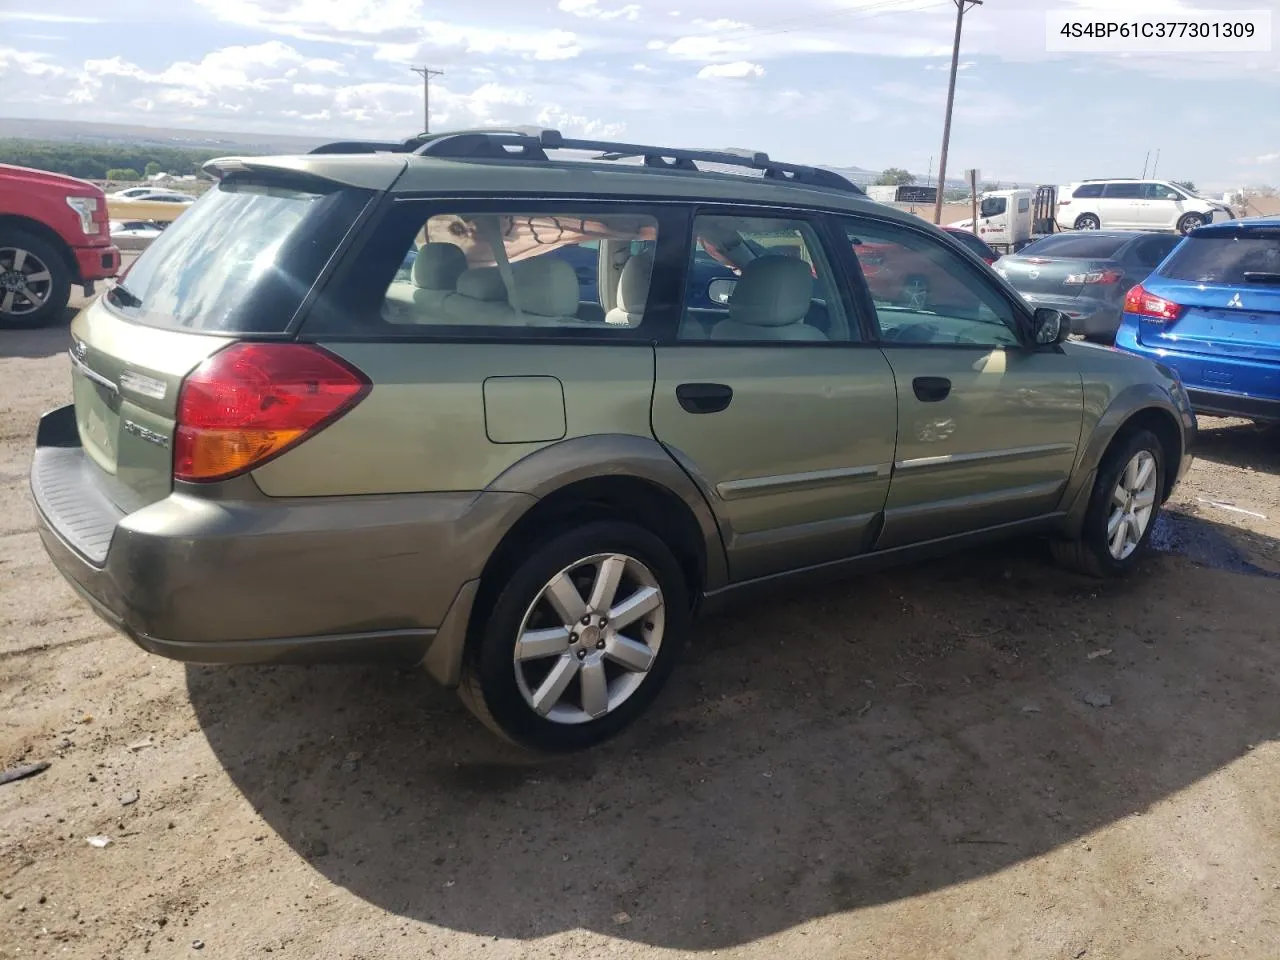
[1018,235,1128,259]
[107,179,369,333]
[1160,234,1280,284]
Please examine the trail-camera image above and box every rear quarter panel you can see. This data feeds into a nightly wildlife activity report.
[249,342,657,496]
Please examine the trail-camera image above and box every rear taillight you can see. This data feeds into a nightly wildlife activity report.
[1066,269,1123,284]
[1123,284,1183,322]
[174,343,371,483]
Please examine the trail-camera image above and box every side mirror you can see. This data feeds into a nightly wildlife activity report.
[1032,307,1071,345]
[707,277,736,305]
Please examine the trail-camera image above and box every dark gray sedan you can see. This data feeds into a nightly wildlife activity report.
[994,232,1182,342]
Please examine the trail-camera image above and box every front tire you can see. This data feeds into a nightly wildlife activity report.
[0,230,71,328]
[1052,428,1165,578]
[1177,213,1205,235]
[460,521,690,752]
[1074,214,1101,231]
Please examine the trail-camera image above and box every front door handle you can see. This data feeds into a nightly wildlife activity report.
[912,376,952,403]
[676,382,733,414]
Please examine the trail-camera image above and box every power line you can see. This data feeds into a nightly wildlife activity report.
[409,65,443,135]
[931,0,981,224]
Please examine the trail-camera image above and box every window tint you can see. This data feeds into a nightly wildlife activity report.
[1018,234,1129,259]
[946,230,994,259]
[1102,182,1144,199]
[679,214,854,343]
[106,179,369,333]
[1128,235,1181,268]
[308,202,667,338]
[1072,184,1103,199]
[1160,235,1280,284]
[843,217,1021,347]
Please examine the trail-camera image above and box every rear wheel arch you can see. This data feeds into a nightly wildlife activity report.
[474,473,710,629]
[1114,407,1183,503]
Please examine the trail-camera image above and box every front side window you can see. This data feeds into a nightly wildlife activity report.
[980,197,1007,217]
[843,217,1022,347]
[678,213,855,343]
[308,202,664,337]
[1143,183,1182,201]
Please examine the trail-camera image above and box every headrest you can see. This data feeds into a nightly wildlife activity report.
[454,266,508,302]
[616,251,654,313]
[728,255,814,327]
[413,243,467,291]
[510,256,579,318]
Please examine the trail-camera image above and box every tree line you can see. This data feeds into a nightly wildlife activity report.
[0,139,254,181]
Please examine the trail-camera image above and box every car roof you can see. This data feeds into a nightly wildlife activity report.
[201,128,927,229]
[1192,215,1280,237]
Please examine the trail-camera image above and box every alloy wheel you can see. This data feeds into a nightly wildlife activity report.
[0,247,53,317]
[1107,450,1158,560]
[513,553,665,725]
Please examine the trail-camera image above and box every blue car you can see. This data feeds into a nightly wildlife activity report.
[1115,216,1280,422]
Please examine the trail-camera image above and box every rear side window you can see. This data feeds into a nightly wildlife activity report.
[307,200,668,338]
[947,230,993,259]
[1160,235,1280,283]
[1018,235,1128,259]
[107,179,371,333]
[1072,184,1103,199]
[1102,183,1144,199]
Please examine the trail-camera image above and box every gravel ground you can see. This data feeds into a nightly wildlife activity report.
[2,299,1279,960]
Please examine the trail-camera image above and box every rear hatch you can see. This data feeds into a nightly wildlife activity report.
[1137,229,1280,363]
[997,234,1132,301]
[68,169,378,513]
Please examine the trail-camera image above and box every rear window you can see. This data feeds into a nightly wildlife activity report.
[947,231,993,258]
[1160,235,1280,284]
[106,179,370,333]
[1018,235,1128,259]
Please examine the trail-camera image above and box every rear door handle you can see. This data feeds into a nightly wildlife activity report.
[676,382,733,414]
[912,376,952,403]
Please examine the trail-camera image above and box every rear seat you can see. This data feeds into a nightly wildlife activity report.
[384,243,467,324]
[508,257,581,326]
[443,267,515,324]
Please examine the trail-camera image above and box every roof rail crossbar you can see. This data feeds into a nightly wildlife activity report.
[403,128,862,195]
[309,138,423,155]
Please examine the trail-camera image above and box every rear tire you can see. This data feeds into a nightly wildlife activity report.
[1051,428,1165,578]
[1177,213,1205,235]
[459,521,690,752]
[1074,214,1101,231]
[0,230,71,329]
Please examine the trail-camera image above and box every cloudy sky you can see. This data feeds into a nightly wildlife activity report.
[0,0,1277,189]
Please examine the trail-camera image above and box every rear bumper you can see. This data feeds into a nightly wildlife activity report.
[1114,326,1280,422]
[30,403,528,684]
[1185,388,1280,422]
[71,243,120,283]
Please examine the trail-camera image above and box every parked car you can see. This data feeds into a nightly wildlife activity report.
[0,163,120,327]
[108,187,196,204]
[1115,216,1280,422]
[1056,179,1232,236]
[994,231,1182,342]
[31,129,1194,751]
[942,226,999,264]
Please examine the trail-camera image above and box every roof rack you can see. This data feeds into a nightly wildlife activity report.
[308,128,864,195]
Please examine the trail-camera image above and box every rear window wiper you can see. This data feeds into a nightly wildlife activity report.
[1243,272,1280,284]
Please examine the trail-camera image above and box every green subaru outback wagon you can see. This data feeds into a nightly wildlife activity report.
[32,129,1195,751]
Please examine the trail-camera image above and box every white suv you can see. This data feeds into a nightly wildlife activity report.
[1056,179,1232,235]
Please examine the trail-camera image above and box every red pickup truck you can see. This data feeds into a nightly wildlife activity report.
[0,164,120,328]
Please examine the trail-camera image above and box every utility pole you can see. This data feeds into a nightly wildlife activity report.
[931,0,982,224]
[410,65,443,134]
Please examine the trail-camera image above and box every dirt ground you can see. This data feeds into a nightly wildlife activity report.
[3,298,1279,960]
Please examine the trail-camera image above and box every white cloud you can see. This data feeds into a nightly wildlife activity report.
[0,47,67,78]
[557,0,640,22]
[0,11,104,23]
[1256,152,1280,164]
[697,61,765,80]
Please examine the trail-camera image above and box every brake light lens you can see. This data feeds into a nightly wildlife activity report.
[174,343,371,483]
[1123,284,1183,322]
[1065,269,1123,284]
